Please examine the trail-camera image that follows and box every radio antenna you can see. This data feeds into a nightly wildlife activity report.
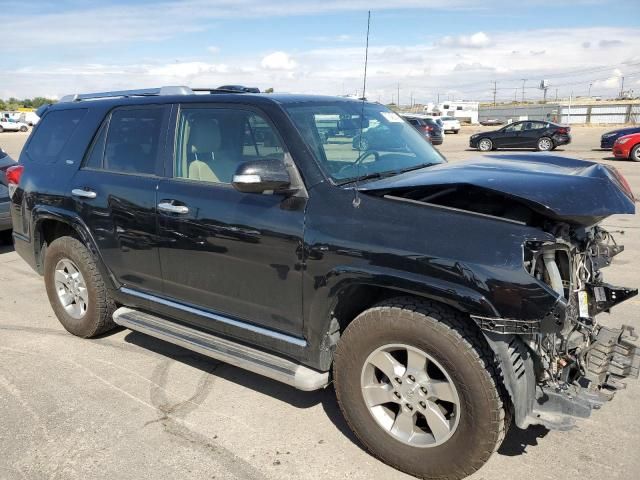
[353,10,371,208]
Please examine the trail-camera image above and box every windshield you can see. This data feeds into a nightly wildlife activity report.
[284,101,445,183]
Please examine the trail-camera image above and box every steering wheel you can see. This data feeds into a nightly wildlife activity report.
[338,150,380,178]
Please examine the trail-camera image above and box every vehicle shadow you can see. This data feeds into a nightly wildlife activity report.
[122,330,365,450]
[120,330,556,457]
[497,424,549,456]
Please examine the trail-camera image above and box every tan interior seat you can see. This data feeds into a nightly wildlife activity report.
[187,117,238,183]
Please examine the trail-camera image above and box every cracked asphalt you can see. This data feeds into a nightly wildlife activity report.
[1,126,638,480]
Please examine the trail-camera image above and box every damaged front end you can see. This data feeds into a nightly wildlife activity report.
[360,154,638,430]
[486,225,639,430]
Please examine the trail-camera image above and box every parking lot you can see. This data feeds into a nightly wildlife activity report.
[1,126,638,480]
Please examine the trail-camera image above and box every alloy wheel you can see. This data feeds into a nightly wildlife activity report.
[54,258,89,319]
[538,138,552,151]
[478,139,492,151]
[360,344,461,448]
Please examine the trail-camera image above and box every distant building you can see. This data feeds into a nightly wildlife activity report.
[423,101,479,124]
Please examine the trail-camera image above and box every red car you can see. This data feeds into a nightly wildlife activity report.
[613,132,640,161]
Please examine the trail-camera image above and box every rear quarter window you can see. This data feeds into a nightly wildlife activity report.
[26,109,87,164]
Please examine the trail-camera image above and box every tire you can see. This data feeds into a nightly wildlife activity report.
[631,144,640,162]
[0,230,12,245]
[477,138,493,152]
[19,126,28,132]
[0,126,4,133]
[334,298,508,480]
[537,137,553,151]
[44,236,117,338]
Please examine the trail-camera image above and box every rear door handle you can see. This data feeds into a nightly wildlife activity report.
[158,201,189,214]
[71,188,97,199]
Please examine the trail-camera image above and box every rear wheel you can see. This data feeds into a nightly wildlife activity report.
[19,126,28,132]
[537,136,553,151]
[334,298,508,480]
[478,138,493,152]
[44,236,117,338]
[631,144,640,162]
[0,126,4,133]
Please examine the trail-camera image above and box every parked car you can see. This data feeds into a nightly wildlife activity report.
[0,118,29,133]
[0,147,16,242]
[480,118,504,126]
[440,116,461,134]
[400,114,443,145]
[470,120,571,152]
[7,86,638,480]
[399,114,432,143]
[601,126,640,150]
[612,133,640,161]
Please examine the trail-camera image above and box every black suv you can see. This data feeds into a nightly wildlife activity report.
[470,120,571,151]
[8,87,639,480]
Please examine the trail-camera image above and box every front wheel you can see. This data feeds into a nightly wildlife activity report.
[537,136,553,151]
[334,298,508,480]
[44,236,117,338]
[19,126,28,132]
[477,138,493,151]
[631,144,640,162]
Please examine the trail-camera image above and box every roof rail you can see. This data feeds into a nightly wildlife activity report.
[59,86,193,103]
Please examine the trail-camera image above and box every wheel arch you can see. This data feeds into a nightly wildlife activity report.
[31,207,117,289]
[308,271,500,371]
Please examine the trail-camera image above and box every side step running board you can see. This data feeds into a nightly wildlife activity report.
[113,307,329,391]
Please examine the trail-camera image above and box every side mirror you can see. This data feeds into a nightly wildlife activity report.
[232,158,292,194]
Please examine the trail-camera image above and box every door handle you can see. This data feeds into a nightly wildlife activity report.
[158,202,189,214]
[71,188,97,199]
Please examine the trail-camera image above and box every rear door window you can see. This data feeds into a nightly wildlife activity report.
[83,106,168,175]
[26,109,87,164]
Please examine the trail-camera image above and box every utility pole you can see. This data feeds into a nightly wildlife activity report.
[588,82,592,98]
[620,76,625,98]
[521,79,527,103]
[492,81,497,106]
[397,83,400,108]
[555,88,558,102]
[514,89,518,103]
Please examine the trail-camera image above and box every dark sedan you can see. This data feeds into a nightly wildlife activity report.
[601,126,640,149]
[0,147,16,242]
[470,120,571,152]
[400,114,444,145]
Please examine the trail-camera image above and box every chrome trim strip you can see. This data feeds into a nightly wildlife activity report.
[120,287,307,348]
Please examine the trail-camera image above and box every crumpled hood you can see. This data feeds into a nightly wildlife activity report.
[359,154,636,224]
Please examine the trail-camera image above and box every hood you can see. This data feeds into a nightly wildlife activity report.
[604,127,640,137]
[359,154,636,225]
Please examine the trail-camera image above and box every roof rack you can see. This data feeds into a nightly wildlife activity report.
[59,86,194,103]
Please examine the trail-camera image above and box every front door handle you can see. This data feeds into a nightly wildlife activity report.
[71,188,97,199]
[158,202,189,214]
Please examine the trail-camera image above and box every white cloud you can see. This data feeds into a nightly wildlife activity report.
[261,52,297,71]
[207,46,220,54]
[439,32,492,49]
[2,26,639,103]
[147,62,229,78]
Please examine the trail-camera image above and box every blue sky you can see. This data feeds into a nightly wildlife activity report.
[1,0,639,102]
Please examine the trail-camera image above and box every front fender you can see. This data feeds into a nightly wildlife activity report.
[303,265,501,370]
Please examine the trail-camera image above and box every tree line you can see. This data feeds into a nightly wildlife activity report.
[0,97,57,111]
